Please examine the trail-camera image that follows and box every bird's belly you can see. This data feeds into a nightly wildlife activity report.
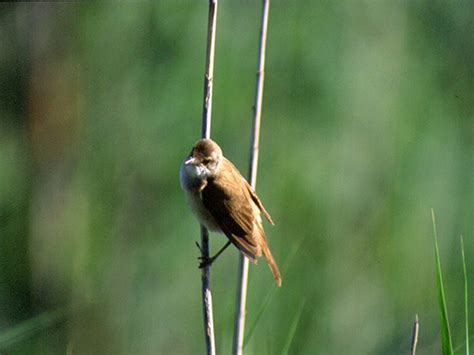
[184,190,221,232]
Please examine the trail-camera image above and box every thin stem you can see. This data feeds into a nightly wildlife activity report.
[411,314,419,355]
[200,226,216,355]
[200,1,218,354]
[233,1,270,354]
[202,0,218,140]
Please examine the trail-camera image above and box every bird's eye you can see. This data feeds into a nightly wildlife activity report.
[202,158,211,164]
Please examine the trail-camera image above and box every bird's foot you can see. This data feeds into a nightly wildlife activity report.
[195,242,215,268]
[198,255,215,269]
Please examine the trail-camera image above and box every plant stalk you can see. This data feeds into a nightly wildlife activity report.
[200,1,218,354]
[233,1,270,354]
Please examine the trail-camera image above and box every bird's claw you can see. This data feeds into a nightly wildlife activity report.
[198,255,214,269]
[195,241,204,253]
[196,241,214,268]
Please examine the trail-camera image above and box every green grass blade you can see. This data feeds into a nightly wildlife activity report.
[0,308,66,350]
[243,281,277,350]
[243,236,306,349]
[454,336,474,353]
[431,209,454,355]
[281,299,306,355]
[460,235,469,355]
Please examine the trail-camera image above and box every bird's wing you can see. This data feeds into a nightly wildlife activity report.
[201,159,261,261]
[244,180,274,225]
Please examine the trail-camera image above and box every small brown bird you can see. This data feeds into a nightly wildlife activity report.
[180,138,281,286]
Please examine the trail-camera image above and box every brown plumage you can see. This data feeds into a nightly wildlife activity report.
[180,139,282,286]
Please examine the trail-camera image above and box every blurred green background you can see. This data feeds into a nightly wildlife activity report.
[0,2,472,354]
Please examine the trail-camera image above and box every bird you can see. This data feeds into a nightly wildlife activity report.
[180,138,282,286]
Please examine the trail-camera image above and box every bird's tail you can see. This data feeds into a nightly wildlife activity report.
[261,242,282,287]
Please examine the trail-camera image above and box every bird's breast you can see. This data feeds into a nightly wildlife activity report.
[183,189,221,232]
[180,160,206,192]
[180,160,221,231]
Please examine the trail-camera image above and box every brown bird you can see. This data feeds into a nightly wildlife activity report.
[180,138,281,286]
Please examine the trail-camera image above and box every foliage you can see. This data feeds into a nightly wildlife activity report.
[0,2,472,354]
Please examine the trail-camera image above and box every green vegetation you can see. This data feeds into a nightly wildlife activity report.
[432,209,454,355]
[432,211,471,355]
[461,236,470,355]
[0,2,472,354]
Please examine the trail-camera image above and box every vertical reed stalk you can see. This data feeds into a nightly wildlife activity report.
[200,1,218,354]
[233,1,270,354]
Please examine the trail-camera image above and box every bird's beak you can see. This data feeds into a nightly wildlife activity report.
[184,156,197,165]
